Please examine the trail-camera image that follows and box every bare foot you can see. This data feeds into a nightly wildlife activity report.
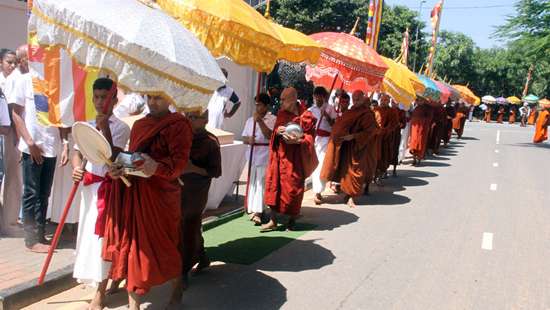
[313,194,323,205]
[347,198,357,208]
[260,220,278,232]
[27,243,50,253]
[168,281,183,307]
[106,280,123,295]
[88,291,104,310]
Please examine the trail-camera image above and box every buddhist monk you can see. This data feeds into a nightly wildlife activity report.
[373,94,398,181]
[533,107,550,143]
[321,91,378,207]
[496,106,505,123]
[427,104,446,155]
[452,102,468,139]
[443,102,457,146]
[484,106,492,122]
[262,87,317,231]
[528,107,537,125]
[390,103,407,176]
[409,98,434,165]
[509,106,516,124]
[103,95,193,309]
[360,92,379,195]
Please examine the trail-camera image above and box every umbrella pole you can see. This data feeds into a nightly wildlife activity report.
[38,160,87,285]
[244,122,257,215]
[328,73,339,94]
[256,72,262,96]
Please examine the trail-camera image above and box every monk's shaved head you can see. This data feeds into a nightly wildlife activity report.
[281,87,299,113]
[281,87,297,101]
[352,90,364,107]
[16,44,29,73]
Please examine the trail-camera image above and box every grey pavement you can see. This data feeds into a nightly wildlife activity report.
[24,121,550,310]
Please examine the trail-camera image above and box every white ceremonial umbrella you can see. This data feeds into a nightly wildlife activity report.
[29,0,226,111]
[481,95,497,104]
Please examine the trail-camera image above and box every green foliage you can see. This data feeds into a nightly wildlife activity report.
[433,31,477,85]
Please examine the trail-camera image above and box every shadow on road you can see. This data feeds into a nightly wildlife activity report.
[508,142,550,149]
[458,136,479,141]
[256,239,336,272]
[300,206,359,231]
[416,160,451,167]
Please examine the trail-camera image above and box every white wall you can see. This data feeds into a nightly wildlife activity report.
[0,0,27,50]
[217,57,258,139]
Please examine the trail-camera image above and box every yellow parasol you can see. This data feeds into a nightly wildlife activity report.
[380,57,424,107]
[507,96,522,105]
[268,21,321,64]
[155,0,284,72]
[453,84,481,106]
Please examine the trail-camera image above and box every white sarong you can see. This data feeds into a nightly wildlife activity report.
[312,136,329,194]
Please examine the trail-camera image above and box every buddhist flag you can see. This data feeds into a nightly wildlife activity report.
[28,33,99,127]
[425,0,444,75]
[365,0,383,51]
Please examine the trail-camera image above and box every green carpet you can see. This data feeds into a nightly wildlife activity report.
[204,215,316,265]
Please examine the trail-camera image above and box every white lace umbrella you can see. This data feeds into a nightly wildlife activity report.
[29,0,226,110]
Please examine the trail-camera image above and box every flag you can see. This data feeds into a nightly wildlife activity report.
[397,28,410,66]
[365,0,383,51]
[28,32,99,127]
[425,0,444,75]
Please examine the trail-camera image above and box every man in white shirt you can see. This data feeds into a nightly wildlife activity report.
[207,68,241,129]
[71,78,130,309]
[308,86,337,204]
[241,93,276,225]
[113,92,146,119]
[9,45,69,252]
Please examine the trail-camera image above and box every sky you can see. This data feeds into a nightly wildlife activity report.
[384,0,518,49]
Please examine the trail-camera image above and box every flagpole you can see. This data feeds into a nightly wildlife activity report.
[412,0,426,72]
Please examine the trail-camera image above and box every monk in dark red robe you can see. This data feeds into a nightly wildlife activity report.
[103,95,192,309]
[409,99,434,165]
[262,87,317,231]
[509,107,516,124]
[390,106,406,176]
[443,103,457,146]
[321,93,378,207]
[427,105,446,155]
[452,103,468,139]
[533,108,550,143]
[359,92,379,195]
[484,106,492,122]
[373,95,396,180]
[496,106,505,123]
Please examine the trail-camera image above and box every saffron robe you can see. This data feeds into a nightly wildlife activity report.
[373,106,395,175]
[264,107,317,216]
[320,105,378,196]
[428,105,446,153]
[496,108,505,123]
[484,107,492,122]
[533,110,550,143]
[528,110,537,125]
[443,105,457,144]
[509,109,516,124]
[102,113,193,295]
[390,108,406,166]
[452,106,468,138]
[409,104,433,159]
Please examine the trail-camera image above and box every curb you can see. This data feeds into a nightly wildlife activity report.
[0,264,77,310]
[0,207,246,310]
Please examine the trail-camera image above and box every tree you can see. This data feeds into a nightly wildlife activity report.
[432,31,477,85]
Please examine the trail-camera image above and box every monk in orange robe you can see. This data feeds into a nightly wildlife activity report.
[509,107,516,124]
[360,92,380,195]
[496,106,505,123]
[427,105,446,155]
[443,103,457,146]
[103,95,192,309]
[484,106,492,122]
[409,99,434,165]
[262,87,317,231]
[533,108,550,143]
[321,92,378,207]
[528,108,538,125]
[373,94,398,180]
[452,103,468,139]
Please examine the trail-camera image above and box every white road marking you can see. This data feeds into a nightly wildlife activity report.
[493,162,499,167]
[482,232,494,250]
[496,130,501,144]
[490,184,498,191]
[495,149,499,153]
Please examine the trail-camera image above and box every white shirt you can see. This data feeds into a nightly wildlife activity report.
[75,115,130,178]
[6,72,60,158]
[0,96,9,127]
[113,93,146,119]
[308,102,338,133]
[207,85,240,129]
[241,113,276,167]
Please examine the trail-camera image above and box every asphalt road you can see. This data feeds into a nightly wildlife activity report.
[25,121,550,310]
